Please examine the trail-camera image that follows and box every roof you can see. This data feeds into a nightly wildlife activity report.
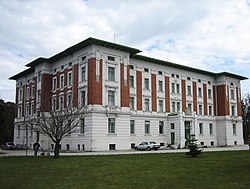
[26,37,141,67]
[132,55,248,80]
[9,67,35,80]
[10,37,247,81]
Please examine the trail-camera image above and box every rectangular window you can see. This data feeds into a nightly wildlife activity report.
[130,120,135,134]
[231,106,235,116]
[59,96,64,109]
[26,87,30,98]
[209,106,212,116]
[144,78,149,90]
[31,104,34,115]
[231,89,235,100]
[80,118,85,134]
[60,75,64,88]
[108,91,115,107]
[68,72,72,86]
[233,124,236,135]
[187,103,192,114]
[19,89,23,101]
[187,85,192,96]
[52,98,56,111]
[108,118,115,133]
[159,100,163,112]
[108,67,115,81]
[67,93,72,106]
[145,98,149,111]
[159,121,164,134]
[81,91,86,106]
[208,89,212,99]
[38,71,41,82]
[130,97,135,110]
[144,68,149,72]
[108,56,115,61]
[32,86,35,97]
[177,102,180,112]
[198,87,202,97]
[130,76,134,87]
[129,65,134,69]
[171,123,175,130]
[52,77,57,90]
[176,84,180,94]
[172,102,176,113]
[199,123,203,134]
[171,132,175,145]
[158,71,162,75]
[37,90,41,102]
[209,124,213,135]
[81,67,86,81]
[158,81,163,91]
[145,121,150,134]
[171,83,175,93]
[18,106,22,118]
[199,105,203,115]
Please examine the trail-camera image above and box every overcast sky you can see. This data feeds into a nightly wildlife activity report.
[1,0,250,102]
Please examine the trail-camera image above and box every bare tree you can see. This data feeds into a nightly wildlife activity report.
[242,93,250,143]
[30,104,87,158]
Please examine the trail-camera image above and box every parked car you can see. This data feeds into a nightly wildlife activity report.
[134,141,161,151]
[1,142,15,150]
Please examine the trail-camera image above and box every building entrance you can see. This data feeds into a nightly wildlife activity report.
[185,121,191,146]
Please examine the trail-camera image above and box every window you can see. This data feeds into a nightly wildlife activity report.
[144,68,149,72]
[198,87,202,97]
[209,106,212,116]
[68,72,72,86]
[145,121,150,134]
[32,86,35,97]
[199,105,203,115]
[61,65,64,70]
[69,62,72,67]
[198,79,201,83]
[59,96,64,109]
[177,102,180,112]
[208,89,212,99]
[130,120,135,134]
[108,67,115,81]
[19,89,23,101]
[130,76,134,87]
[26,87,30,98]
[172,102,176,113]
[171,83,175,93]
[230,82,234,86]
[108,118,115,133]
[209,124,213,135]
[187,85,192,96]
[208,81,211,84]
[158,80,163,91]
[231,106,235,116]
[144,78,149,90]
[176,75,179,78]
[81,56,86,61]
[108,56,115,61]
[52,77,57,90]
[233,124,236,135]
[54,69,57,73]
[187,77,191,81]
[187,103,192,114]
[171,74,175,77]
[171,123,175,130]
[145,98,150,111]
[81,67,86,81]
[18,106,22,118]
[109,144,116,150]
[60,75,64,88]
[199,123,203,134]
[129,65,134,69]
[176,83,180,93]
[80,118,85,134]
[171,132,175,145]
[67,93,72,106]
[130,97,135,110]
[81,91,86,106]
[52,98,56,111]
[37,90,41,103]
[159,100,163,112]
[159,121,164,134]
[31,104,34,115]
[158,71,162,75]
[231,89,235,100]
[108,91,115,107]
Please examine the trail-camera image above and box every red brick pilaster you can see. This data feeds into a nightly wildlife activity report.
[203,83,207,115]
[151,74,156,112]
[182,80,186,113]
[193,82,197,113]
[213,86,217,116]
[120,64,130,107]
[41,73,52,112]
[236,87,242,116]
[15,87,18,117]
[87,58,102,105]
[73,64,79,107]
[165,76,170,112]
[217,85,229,116]
[136,71,142,110]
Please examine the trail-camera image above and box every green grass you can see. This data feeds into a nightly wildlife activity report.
[0,151,250,189]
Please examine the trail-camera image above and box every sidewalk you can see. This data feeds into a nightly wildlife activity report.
[0,145,249,157]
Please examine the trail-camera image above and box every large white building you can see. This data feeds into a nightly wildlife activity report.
[10,37,247,151]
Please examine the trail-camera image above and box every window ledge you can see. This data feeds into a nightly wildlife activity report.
[144,134,151,136]
[107,133,117,136]
[130,134,136,136]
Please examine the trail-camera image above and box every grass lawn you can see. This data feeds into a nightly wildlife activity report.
[0,151,250,189]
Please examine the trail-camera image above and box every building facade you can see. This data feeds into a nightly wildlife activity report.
[10,38,247,151]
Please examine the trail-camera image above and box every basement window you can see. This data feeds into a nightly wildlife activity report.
[109,144,116,150]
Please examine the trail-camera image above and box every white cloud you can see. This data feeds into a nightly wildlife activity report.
[0,0,249,102]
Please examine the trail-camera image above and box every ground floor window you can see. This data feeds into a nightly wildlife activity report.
[108,118,115,133]
[171,132,175,145]
[159,121,164,134]
[145,121,150,134]
[130,120,135,134]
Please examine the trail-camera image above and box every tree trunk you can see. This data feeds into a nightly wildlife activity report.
[54,141,60,158]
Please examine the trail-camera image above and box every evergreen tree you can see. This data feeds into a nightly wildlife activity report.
[186,134,202,157]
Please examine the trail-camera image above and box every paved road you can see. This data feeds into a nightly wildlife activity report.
[0,145,249,157]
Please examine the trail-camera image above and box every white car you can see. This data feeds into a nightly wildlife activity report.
[134,141,161,151]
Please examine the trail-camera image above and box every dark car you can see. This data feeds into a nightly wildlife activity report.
[1,142,15,150]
